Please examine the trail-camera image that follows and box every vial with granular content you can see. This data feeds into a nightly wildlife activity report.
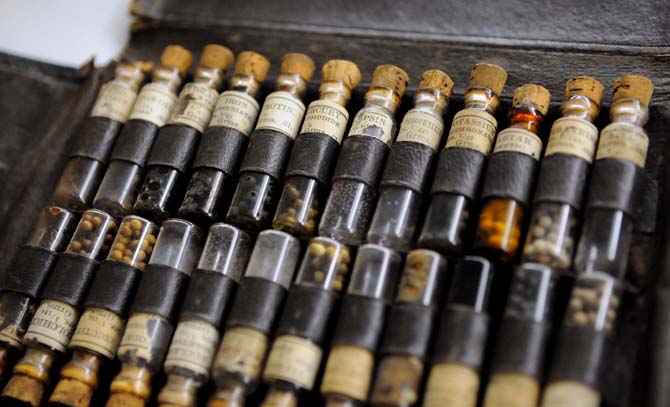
[226,54,315,234]
[418,64,507,255]
[93,45,193,217]
[319,65,409,246]
[272,60,361,240]
[367,70,454,251]
[178,51,271,226]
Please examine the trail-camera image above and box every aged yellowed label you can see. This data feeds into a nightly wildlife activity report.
[444,108,498,155]
[209,90,260,136]
[69,308,125,359]
[545,118,599,162]
[214,327,268,379]
[128,83,178,127]
[396,111,444,149]
[348,109,395,145]
[169,83,219,132]
[595,122,649,168]
[24,300,79,353]
[300,100,350,143]
[493,128,543,160]
[0,324,24,348]
[164,319,220,377]
[263,335,323,390]
[321,345,374,401]
[255,91,306,138]
[117,313,173,363]
[542,380,600,407]
[483,372,540,407]
[90,82,138,123]
[424,363,480,407]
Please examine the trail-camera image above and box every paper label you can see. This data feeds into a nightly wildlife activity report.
[263,335,323,390]
[0,324,23,348]
[321,345,374,401]
[69,308,125,359]
[493,128,543,160]
[545,118,599,162]
[128,83,178,127]
[542,380,601,407]
[595,122,649,168]
[24,300,79,353]
[90,82,138,123]
[214,327,267,379]
[169,83,219,132]
[396,110,444,149]
[117,313,173,364]
[424,363,480,407]
[164,319,220,377]
[484,372,540,407]
[209,90,260,136]
[444,108,498,155]
[255,91,306,138]
[300,100,350,143]
[348,109,395,145]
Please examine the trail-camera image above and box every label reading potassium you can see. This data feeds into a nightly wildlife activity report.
[128,83,178,127]
[595,122,649,168]
[69,308,125,359]
[164,319,220,377]
[215,327,268,379]
[117,313,173,364]
[444,109,498,155]
[255,91,306,138]
[24,300,79,353]
[300,100,350,143]
[545,118,599,162]
[493,128,543,160]
[90,82,138,123]
[321,345,374,401]
[209,90,260,136]
[348,110,395,145]
[396,111,444,149]
[264,335,323,390]
[169,83,219,132]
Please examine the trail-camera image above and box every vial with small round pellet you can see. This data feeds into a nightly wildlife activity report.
[178,51,272,226]
[134,45,235,222]
[272,59,361,240]
[367,69,454,252]
[93,45,193,217]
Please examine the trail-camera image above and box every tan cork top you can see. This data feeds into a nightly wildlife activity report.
[322,59,362,90]
[160,45,193,76]
[123,60,153,74]
[200,44,235,71]
[469,63,507,96]
[371,64,410,96]
[613,74,654,106]
[513,84,552,116]
[419,69,454,97]
[566,76,604,105]
[280,53,316,82]
[234,51,271,82]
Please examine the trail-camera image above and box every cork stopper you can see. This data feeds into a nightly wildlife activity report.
[125,60,154,75]
[235,51,271,82]
[513,84,552,116]
[566,76,604,105]
[613,74,654,106]
[160,45,194,76]
[419,69,454,97]
[371,65,410,97]
[199,44,235,71]
[322,60,362,90]
[280,53,316,82]
[49,378,94,407]
[469,63,507,96]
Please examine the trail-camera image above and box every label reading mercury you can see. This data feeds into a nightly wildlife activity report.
[164,319,220,377]
[169,83,219,132]
[208,91,260,136]
[444,109,498,155]
[255,91,306,138]
[264,335,323,390]
[117,313,173,364]
[493,128,543,160]
[128,83,178,127]
[321,345,374,401]
[545,118,599,162]
[69,308,125,359]
[595,122,649,168]
[396,111,444,149]
[24,300,79,353]
[90,82,138,123]
[300,100,350,143]
[215,327,268,379]
[348,110,395,145]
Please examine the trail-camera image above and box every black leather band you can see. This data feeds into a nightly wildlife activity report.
[130,264,189,321]
[226,277,288,334]
[239,129,294,179]
[431,147,488,200]
[585,158,644,217]
[192,126,248,175]
[41,253,98,308]
[332,136,390,187]
[548,324,609,388]
[3,245,57,298]
[533,154,590,209]
[381,141,436,193]
[70,116,123,163]
[481,151,538,205]
[331,293,387,352]
[380,302,437,358]
[83,260,142,317]
[180,270,237,328]
[285,132,340,185]
[109,119,160,165]
[275,285,339,345]
[146,124,201,172]
[492,316,551,378]
[431,306,490,370]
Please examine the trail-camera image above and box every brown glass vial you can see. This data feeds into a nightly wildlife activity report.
[93,45,193,217]
[272,60,361,240]
[178,51,271,226]
[52,61,150,212]
[226,53,315,234]
[417,64,507,255]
